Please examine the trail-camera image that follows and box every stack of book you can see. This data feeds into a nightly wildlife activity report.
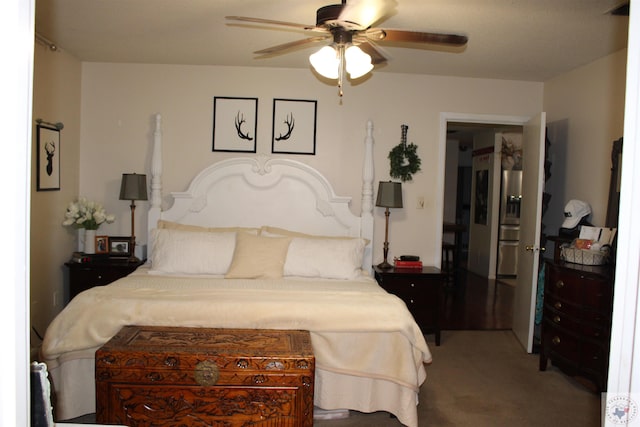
[394,259,423,269]
[70,252,92,263]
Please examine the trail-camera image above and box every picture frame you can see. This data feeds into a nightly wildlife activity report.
[36,123,61,191]
[109,237,131,257]
[95,235,109,254]
[212,96,258,152]
[272,98,317,155]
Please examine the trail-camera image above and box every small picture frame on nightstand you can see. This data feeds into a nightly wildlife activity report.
[95,235,109,254]
[109,237,131,258]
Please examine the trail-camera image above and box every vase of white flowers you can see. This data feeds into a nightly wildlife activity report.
[62,197,115,254]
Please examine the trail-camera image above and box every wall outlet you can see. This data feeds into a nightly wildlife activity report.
[417,196,425,209]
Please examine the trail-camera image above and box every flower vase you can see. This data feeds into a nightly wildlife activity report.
[84,229,96,254]
[77,228,85,253]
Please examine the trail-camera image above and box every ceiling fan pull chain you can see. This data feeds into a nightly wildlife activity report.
[338,44,345,98]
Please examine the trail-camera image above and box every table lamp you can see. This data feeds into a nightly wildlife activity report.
[119,173,148,262]
[376,181,403,269]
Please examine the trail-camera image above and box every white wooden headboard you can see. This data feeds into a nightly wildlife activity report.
[147,114,376,271]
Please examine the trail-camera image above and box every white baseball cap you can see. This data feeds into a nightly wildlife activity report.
[562,199,591,229]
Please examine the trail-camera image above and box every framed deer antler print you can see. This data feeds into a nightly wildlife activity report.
[272,99,317,155]
[212,97,258,153]
[36,123,61,191]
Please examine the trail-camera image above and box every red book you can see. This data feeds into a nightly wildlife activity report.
[394,260,423,269]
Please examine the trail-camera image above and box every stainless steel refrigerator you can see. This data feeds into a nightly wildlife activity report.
[497,170,522,276]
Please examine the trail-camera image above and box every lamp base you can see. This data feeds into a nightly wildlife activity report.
[128,255,141,264]
[377,260,394,270]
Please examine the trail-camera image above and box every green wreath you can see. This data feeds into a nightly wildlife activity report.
[389,125,421,182]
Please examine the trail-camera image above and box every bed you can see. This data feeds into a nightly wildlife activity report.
[41,116,432,427]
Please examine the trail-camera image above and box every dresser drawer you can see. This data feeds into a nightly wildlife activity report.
[66,260,144,301]
[543,304,609,341]
[546,266,612,311]
[71,267,122,286]
[542,321,582,363]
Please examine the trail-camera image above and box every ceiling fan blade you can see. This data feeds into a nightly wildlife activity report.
[356,41,387,65]
[339,0,398,29]
[254,36,330,56]
[225,16,324,32]
[367,28,468,46]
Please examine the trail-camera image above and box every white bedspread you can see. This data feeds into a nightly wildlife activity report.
[41,267,431,427]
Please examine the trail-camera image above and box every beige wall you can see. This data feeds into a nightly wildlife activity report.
[543,49,627,237]
[30,48,626,336]
[78,63,542,270]
[30,44,81,350]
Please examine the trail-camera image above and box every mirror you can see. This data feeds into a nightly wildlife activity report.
[605,137,623,229]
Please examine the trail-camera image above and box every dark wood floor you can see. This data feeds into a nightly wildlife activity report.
[440,268,515,330]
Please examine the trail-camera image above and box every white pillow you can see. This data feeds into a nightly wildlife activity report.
[284,237,366,280]
[150,228,236,275]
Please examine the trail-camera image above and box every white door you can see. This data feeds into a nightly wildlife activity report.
[512,112,546,352]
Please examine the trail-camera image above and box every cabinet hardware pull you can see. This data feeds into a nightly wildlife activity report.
[555,280,564,288]
[552,336,561,345]
[411,283,415,287]
[553,315,561,323]
[194,360,219,386]
[554,301,562,309]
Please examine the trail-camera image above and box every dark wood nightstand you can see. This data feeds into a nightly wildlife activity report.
[373,266,445,345]
[65,258,144,302]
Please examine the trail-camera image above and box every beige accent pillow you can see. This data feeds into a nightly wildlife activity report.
[150,228,236,275]
[157,219,259,235]
[225,232,291,279]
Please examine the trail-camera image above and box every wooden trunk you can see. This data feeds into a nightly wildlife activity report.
[96,326,315,426]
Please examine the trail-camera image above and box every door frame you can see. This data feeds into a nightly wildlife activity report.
[437,112,530,268]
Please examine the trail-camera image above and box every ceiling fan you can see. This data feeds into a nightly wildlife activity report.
[226,0,468,97]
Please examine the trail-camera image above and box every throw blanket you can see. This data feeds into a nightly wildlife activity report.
[41,268,432,425]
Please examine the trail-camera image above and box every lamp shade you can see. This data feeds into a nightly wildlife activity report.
[119,173,148,201]
[345,45,373,79]
[309,46,340,79]
[376,181,403,208]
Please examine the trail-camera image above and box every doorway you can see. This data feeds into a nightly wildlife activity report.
[443,120,523,279]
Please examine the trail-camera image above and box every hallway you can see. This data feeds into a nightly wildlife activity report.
[440,268,515,331]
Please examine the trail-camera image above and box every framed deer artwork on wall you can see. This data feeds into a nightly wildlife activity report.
[36,122,61,191]
[212,96,258,153]
[271,99,317,155]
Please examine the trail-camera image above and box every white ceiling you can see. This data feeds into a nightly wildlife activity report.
[35,0,629,82]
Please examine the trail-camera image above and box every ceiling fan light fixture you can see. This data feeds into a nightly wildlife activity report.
[345,45,373,78]
[310,45,340,79]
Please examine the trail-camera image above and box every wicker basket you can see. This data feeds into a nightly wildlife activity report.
[560,246,609,265]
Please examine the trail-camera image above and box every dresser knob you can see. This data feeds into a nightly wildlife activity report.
[97,275,103,279]
[555,280,564,289]
[411,283,415,287]
[554,301,562,309]
[553,315,561,323]
[410,299,414,304]
[552,336,561,345]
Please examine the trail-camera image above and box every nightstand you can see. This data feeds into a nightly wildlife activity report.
[373,266,445,345]
[65,258,144,302]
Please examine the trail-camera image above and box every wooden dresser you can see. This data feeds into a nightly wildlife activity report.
[373,266,445,345]
[96,326,315,427]
[539,260,614,392]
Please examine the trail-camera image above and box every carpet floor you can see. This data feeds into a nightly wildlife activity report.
[64,330,602,426]
[314,330,602,427]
